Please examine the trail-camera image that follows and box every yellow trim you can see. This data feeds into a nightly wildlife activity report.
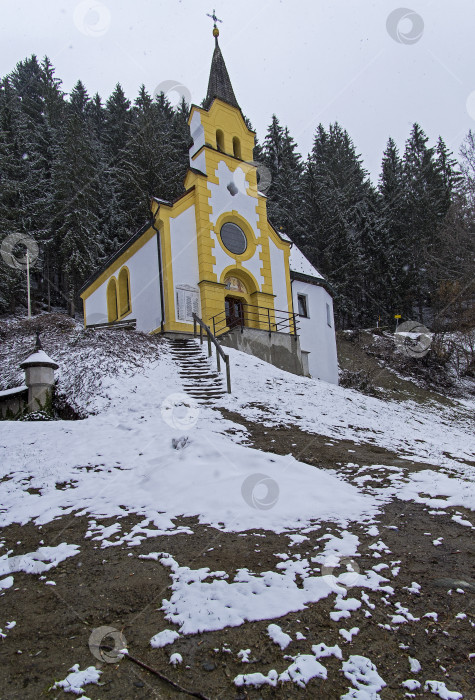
[117,265,132,320]
[214,212,257,263]
[219,265,259,294]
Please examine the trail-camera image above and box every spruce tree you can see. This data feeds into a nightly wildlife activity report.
[262,115,303,240]
[51,84,103,314]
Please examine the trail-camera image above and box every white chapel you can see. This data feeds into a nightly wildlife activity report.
[80,24,339,385]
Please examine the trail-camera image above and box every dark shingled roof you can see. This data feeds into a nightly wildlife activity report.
[203,38,240,110]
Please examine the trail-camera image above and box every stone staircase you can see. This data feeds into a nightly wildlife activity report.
[168,338,227,401]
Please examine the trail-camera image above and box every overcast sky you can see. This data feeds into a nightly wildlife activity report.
[1,0,474,181]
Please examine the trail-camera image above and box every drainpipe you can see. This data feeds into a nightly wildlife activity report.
[290,278,297,337]
[150,208,165,334]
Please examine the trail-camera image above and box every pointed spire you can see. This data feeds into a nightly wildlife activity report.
[203,15,240,111]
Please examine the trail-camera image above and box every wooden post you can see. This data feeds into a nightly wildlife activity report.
[225,355,231,393]
[200,324,203,344]
[193,316,197,337]
[207,331,212,357]
[217,349,221,372]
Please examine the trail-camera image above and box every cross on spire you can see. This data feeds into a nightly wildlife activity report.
[206,9,222,28]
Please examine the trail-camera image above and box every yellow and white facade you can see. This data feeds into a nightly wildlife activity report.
[80,31,339,384]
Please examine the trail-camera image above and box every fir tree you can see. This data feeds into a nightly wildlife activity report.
[262,115,303,240]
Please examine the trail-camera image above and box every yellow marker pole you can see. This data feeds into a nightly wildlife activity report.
[394,314,401,331]
[26,251,31,319]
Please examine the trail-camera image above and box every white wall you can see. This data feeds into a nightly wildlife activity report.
[292,280,339,385]
[84,282,108,326]
[189,110,205,163]
[268,238,290,313]
[208,160,264,288]
[169,205,201,322]
[129,235,163,332]
[84,233,163,333]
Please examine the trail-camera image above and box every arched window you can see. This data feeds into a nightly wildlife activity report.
[107,278,118,323]
[232,136,241,159]
[118,266,131,317]
[216,129,225,152]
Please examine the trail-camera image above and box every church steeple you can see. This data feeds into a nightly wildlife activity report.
[203,12,240,111]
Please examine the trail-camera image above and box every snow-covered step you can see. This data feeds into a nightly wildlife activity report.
[168,338,226,401]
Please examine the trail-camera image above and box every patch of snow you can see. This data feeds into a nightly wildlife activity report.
[150,629,180,648]
[451,514,473,528]
[0,544,79,576]
[424,680,463,699]
[234,669,278,688]
[341,655,386,698]
[279,654,327,687]
[51,664,101,695]
[311,642,342,660]
[155,552,393,636]
[402,679,421,690]
[339,627,360,642]
[267,623,292,650]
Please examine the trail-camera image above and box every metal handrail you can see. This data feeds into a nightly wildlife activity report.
[211,303,299,338]
[192,313,231,394]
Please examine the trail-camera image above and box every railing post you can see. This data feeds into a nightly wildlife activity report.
[217,349,221,372]
[267,308,271,337]
[207,331,212,357]
[225,355,231,393]
[200,324,203,344]
[193,316,197,338]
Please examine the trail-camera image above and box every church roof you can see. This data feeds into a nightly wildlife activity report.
[279,232,324,280]
[202,38,240,111]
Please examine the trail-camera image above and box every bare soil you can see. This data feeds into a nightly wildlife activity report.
[1,413,474,699]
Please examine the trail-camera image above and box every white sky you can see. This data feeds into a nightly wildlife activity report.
[1,0,474,182]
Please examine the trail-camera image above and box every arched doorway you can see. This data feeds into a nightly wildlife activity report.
[224,275,248,329]
[225,296,244,328]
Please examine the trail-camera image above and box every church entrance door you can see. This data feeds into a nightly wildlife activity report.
[225,296,244,329]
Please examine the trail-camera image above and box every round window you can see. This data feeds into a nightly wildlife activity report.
[220,222,247,255]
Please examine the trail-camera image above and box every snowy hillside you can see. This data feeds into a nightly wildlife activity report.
[0,319,474,699]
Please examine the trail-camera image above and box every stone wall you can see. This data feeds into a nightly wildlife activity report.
[219,327,306,377]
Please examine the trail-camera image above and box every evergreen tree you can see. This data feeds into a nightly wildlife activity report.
[301,122,383,327]
[262,115,303,240]
[401,123,448,320]
[51,85,103,314]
